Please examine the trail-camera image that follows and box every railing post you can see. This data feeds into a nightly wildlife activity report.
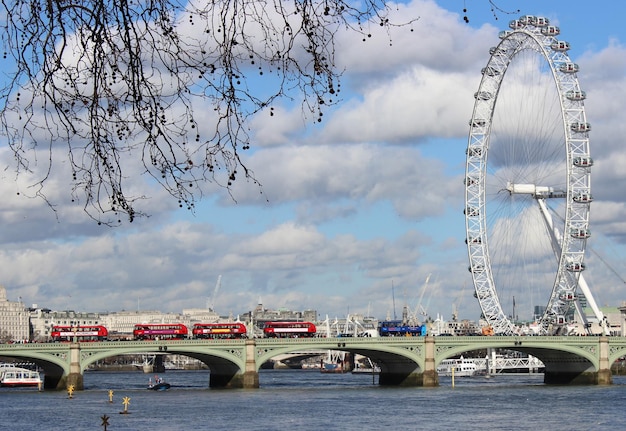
[243,338,259,388]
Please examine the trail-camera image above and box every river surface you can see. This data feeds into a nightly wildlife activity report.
[2,370,626,430]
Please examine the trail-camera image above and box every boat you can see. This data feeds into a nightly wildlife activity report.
[351,364,381,375]
[436,357,479,377]
[319,350,352,374]
[148,381,171,391]
[352,356,380,374]
[0,366,42,387]
[320,361,345,373]
[147,375,171,391]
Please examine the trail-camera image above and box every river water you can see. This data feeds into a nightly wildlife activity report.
[2,370,626,430]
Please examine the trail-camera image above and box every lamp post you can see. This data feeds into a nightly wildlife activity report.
[71,320,78,343]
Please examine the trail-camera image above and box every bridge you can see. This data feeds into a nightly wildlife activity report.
[1,335,624,390]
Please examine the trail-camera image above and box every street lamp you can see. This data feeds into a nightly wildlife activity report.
[71,320,78,343]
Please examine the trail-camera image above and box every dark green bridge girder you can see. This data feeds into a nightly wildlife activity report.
[0,336,622,389]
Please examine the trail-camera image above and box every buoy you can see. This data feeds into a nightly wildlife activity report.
[120,396,131,415]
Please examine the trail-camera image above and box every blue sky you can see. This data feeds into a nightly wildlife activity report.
[1,0,626,323]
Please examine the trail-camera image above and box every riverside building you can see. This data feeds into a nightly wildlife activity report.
[0,285,29,342]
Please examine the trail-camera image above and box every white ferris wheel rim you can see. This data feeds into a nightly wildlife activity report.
[465,15,592,335]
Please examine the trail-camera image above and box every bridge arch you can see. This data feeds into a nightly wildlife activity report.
[79,340,249,388]
[255,338,430,386]
[0,346,70,389]
[435,339,598,367]
[434,336,609,384]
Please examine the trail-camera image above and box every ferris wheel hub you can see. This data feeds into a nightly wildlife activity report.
[505,182,566,198]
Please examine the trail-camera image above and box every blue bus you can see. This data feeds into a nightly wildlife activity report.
[377,320,427,337]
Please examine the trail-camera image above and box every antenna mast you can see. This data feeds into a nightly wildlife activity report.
[392,280,397,320]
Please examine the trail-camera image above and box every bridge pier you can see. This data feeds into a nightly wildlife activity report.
[207,339,259,389]
[423,336,439,387]
[379,370,421,386]
[377,337,440,387]
[154,355,165,373]
[65,343,84,390]
[244,339,259,389]
[598,336,612,385]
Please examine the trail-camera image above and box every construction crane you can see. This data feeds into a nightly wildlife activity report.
[452,282,466,322]
[412,274,432,323]
[207,275,222,311]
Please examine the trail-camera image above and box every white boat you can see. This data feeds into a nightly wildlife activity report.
[352,356,381,374]
[0,366,42,387]
[437,357,478,377]
[352,364,381,374]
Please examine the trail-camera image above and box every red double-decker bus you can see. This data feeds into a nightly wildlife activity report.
[51,325,108,342]
[133,323,188,340]
[192,322,248,339]
[262,321,317,338]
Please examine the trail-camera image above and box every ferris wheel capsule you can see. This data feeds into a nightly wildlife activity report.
[489,47,507,56]
[481,66,500,77]
[566,262,586,272]
[573,192,593,203]
[468,264,484,273]
[464,206,479,217]
[566,90,586,101]
[560,62,579,73]
[570,228,591,239]
[534,17,550,27]
[518,15,536,25]
[509,19,526,30]
[469,118,486,127]
[466,236,482,244]
[474,91,492,100]
[466,146,483,157]
[570,122,591,133]
[573,156,593,167]
[551,41,570,52]
[464,175,479,186]
[541,26,560,36]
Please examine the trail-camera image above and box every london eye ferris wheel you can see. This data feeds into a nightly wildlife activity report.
[464,15,607,335]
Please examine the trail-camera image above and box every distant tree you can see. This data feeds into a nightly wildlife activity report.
[0,329,11,343]
[0,0,418,224]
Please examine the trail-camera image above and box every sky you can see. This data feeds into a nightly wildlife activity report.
[1,0,626,323]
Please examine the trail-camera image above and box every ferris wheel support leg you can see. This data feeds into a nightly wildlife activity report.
[538,199,606,334]
[576,274,609,335]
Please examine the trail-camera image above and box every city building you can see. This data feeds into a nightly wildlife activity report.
[0,285,30,342]
[29,309,102,341]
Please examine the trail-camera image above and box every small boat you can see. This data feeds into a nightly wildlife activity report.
[147,375,170,391]
[437,357,479,377]
[352,356,381,375]
[0,366,42,387]
[351,365,381,375]
[148,381,171,391]
[319,351,351,373]
[320,361,345,373]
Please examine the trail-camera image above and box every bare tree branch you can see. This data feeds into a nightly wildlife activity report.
[0,0,418,223]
